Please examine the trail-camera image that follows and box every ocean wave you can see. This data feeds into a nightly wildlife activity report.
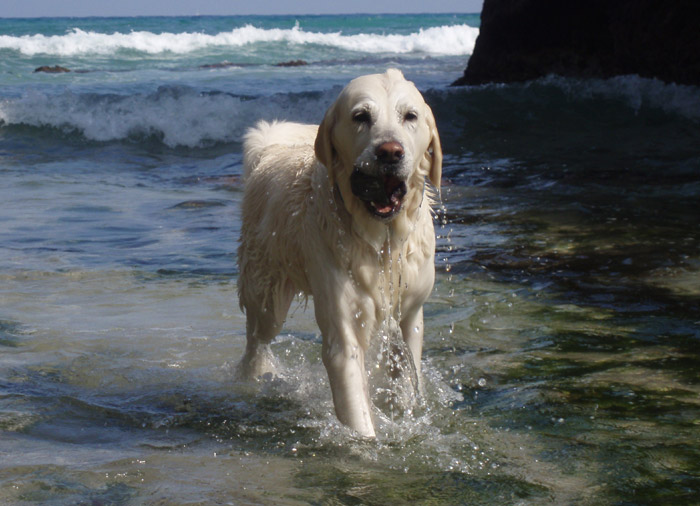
[0,23,479,57]
[3,74,698,150]
[547,74,700,122]
[0,86,337,148]
[437,74,700,123]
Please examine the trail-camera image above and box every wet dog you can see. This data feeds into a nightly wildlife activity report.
[237,69,442,437]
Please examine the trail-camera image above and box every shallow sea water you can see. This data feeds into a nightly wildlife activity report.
[1,14,700,506]
[3,83,699,504]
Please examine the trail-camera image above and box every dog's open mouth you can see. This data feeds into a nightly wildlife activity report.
[350,167,407,220]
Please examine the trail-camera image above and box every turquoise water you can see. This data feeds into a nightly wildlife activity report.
[1,14,700,505]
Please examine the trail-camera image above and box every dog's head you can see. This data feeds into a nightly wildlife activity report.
[315,69,442,222]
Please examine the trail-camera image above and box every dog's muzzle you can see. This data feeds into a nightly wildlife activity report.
[350,167,407,220]
[350,141,409,220]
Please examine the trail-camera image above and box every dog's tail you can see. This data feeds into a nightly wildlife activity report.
[242,120,319,179]
[242,121,274,179]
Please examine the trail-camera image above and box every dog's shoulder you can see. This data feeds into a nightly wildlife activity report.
[243,121,319,178]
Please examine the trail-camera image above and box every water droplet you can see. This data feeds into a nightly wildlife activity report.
[477,378,487,387]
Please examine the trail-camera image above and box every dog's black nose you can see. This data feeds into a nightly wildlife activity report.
[375,141,404,164]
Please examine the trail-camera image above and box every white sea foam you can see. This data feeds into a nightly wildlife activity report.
[0,87,337,147]
[0,23,479,57]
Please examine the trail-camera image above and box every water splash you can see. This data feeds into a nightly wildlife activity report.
[367,317,421,423]
[363,227,424,431]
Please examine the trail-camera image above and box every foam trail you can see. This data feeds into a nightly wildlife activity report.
[0,24,479,57]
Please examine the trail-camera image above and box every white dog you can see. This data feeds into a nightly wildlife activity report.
[237,69,442,437]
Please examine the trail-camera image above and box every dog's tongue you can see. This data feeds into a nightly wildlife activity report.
[373,202,394,214]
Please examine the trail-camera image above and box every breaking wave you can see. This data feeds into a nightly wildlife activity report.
[2,75,698,149]
[0,23,479,57]
[0,86,337,148]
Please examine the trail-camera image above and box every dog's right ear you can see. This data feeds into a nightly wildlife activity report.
[314,104,336,175]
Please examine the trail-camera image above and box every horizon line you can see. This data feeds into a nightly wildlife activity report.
[1,11,481,20]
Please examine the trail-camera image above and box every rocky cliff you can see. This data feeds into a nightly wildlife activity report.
[453,0,700,86]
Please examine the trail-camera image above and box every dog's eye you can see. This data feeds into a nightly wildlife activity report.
[404,111,418,122]
[352,110,372,124]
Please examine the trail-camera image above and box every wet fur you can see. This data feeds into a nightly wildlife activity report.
[237,69,442,437]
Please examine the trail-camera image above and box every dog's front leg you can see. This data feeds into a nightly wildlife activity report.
[400,306,425,396]
[312,278,376,438]
[399,306,424,378]
[322,333,375,437]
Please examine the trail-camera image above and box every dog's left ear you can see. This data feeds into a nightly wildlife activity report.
[424,103,443,191]
[315,104,337,178]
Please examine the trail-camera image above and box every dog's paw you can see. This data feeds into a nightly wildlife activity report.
[236,346,278,380]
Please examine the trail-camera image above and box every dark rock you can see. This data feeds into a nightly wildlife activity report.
[275,60,308,67]
[453,0,700,86]
[34,65,71,73]
[199,61,239,69]
[169,200,227,210]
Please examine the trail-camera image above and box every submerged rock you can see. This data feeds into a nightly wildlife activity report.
[34,65,71,73]
[453,0,700,86]
[169,200,227,210]
[275,60,308,67]
[199,61,239,69]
